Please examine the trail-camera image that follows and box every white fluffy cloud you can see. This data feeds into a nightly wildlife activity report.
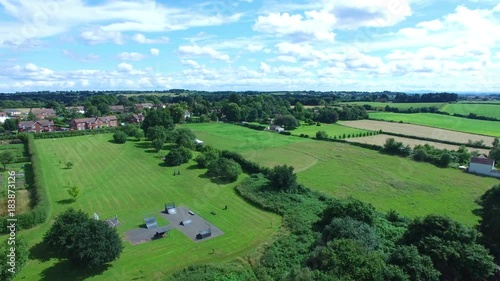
[150,48,160,56]
[132,33,169,44]
[116,63,133,72]
[253,0,412,42]
[80,28,124,45]
[0,0,241,46]
[117,52,145,61]
[178,45,230,61]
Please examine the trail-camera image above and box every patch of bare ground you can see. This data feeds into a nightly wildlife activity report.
[345,134,490,155]
[341,120,495,146]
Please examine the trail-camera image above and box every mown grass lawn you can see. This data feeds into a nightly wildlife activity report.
[187,123,499,226]
[369,112,500,137]
[10,134,280,281]
[441,103,500,119]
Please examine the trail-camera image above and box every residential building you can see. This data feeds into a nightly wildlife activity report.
[135,103,153,110]
[69,116,118,130]
[468,156,500,178]
[130,113,145,123]
[30,108,56,119]
[267,125,285,133]
[109,105,125,113]
[4,109,21,116]
[18,120,55,133]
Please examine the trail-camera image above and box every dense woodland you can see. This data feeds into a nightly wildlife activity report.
[170,160,500,281]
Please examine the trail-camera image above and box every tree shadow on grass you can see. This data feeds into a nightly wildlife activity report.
[31,242,111,281]
[39,259,111,281]
[30,242,65,262]
[56,199,75,205]
[187,164,201,170]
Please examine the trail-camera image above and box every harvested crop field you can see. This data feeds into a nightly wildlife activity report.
[340,120,495,146]
[345,134,490,155]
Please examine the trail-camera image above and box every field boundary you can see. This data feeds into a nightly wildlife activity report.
[0,134,50,234]
[380,131,490,149]
[367,117,498,138]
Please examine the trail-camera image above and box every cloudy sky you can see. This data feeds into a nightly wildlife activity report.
[0,0,499,93]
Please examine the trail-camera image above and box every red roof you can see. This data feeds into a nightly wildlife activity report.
[470,156,494,165]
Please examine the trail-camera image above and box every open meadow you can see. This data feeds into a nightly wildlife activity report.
[9,134,280,281]
[186,123,499,226]
[345,134,490,155]
[368,112,500,137]
[441,103,500,119]
[340,119,496,146]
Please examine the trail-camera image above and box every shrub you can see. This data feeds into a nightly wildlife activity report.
[112,131,128,144]
[164,147,192,166]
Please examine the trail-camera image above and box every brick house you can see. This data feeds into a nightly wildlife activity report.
[30,108,56,119]
[129,113,145,123]
[135,103,153,110]
[109,105,125,113]
[18,120,55,133]
[69,116,118,130]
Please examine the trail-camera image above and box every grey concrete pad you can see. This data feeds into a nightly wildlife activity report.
[124,205,224,245]
[124,225,173,245]
[158,206,224,243]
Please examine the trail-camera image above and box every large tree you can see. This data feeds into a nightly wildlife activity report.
[141,109,173,132]
[164,147,192,166]
[222,102,241,122]
[266,165,298,192]
[476,185,500,262]
[0,150,14,170]
[273,115,299,130]
[207,157,242,182]
[307,239,386,281]
[2,118,18,131]
[401,215,495,281]
[44,208,123,268]
[112,131,128,144]
[388,245,440,281]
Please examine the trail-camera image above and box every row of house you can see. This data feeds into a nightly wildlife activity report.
[16,114,144,133]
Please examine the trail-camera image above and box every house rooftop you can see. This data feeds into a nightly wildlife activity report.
[470,156,494,165]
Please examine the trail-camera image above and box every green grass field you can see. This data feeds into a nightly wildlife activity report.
[187,123,499,226]
[291,123,371,139]
[441,103,500,119]
[369,112,500,137]
[10,134,280,281]
[339,101,447,109]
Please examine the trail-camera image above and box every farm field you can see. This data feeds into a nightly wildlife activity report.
[368,112,500,137]
[10,134,280,281]
[441,103,500,119]
[340,120,496,146]
[338,101,447,109]
[187,123,498,226]
[292,123,371,138]
[345,134,490,155]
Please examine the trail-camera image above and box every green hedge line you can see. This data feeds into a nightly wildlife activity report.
[0,134,50,234]
[380,131,489,149]
[33,127,118,139]
[220,150,270,175]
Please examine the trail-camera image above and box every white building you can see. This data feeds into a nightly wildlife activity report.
[267,125,285,133]
[0,112,9,123]
[195,139,204,145]
[468,156,500,178]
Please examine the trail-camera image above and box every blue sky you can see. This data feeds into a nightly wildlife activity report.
[0,0,499,92]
